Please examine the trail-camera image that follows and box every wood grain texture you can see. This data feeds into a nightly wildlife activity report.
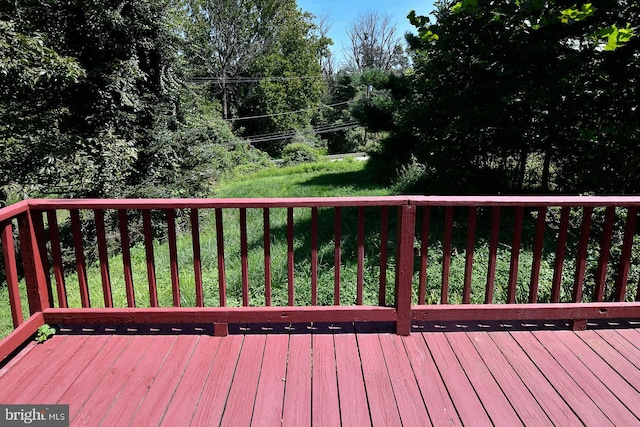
[1,325,640,425]
[219,335,266,427]
[489,332,582,426]
[161,335,223,426]
[97,335,177,425]
[357,333,402,426]
[131,335,199,426]
[529,207,547,303]
[424,332,491,426]
[510,331,614,426]
[251,334,288,426]
[335,332,371,426]
[395,205,416,335]
[282,334,312,427]
[403,333,460,426]
[263,208,272,306]
[311,334,340,426]
[190,335,244,426]
[466,332,551,426]
[72,335,165,426]
[445,332,523,426]
[29,334,111,404]
[378,333,431,426]
[57,335,133,421]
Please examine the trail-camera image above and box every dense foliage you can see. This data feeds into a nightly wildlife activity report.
[185,0,330,155]
[0,0,334,201]
[364,0,639,195]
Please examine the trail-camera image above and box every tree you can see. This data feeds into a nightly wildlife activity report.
[345,11,409,73]
[185,0,285,119]
[186,0,329,154]
[365,0,639,194]
[0,0,244,200]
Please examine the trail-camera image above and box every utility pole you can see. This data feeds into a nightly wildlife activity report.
[364,84,372,147]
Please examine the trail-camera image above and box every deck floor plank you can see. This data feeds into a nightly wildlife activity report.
[598,328,640,365]
[533,330,639,425]
[311,334,341,427]
[378,333,431,426]
[130,335,200,426]
[0,341,38,380]
[578,330,640,392]
[0,335,73,401]
[466,332,552,426]
[1,325,640,426]
[403,332,460,426]
[219,335,266,427]
[29,334,111,404]
[282,334,312,427]
[160,335,223,426]
[557,330,640,419]
[99,335,177,426]
[334,330,371,426]
[424,332,492,426]
[489,331,583,426]
[4,335,90,403]
[73,335,167,426]
[356,333,402,426]
[56,335,133,420]
[251,334,289,426]
[190,334,245,426]
[446,332,523,426]
[510,331,614,427]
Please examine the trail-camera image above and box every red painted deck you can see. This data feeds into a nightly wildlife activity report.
[2,320,640,426]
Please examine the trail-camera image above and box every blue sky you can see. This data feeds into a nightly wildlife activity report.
[297,0,436,67]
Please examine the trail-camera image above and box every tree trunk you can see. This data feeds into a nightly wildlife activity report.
[222,73,228,120]
[542,147,552,192]
[517,147,528,191]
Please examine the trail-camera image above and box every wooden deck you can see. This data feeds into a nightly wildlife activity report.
[1,320,640,426]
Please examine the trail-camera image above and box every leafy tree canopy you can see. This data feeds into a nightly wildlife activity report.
[366,0,639,194]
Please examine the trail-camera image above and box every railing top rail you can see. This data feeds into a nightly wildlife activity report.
[23,195,640,210]
[408,195,640,207]
[0,200,29,223]
[26,197,411,210]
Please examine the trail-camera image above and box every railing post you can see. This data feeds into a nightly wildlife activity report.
[18,210,50,314]
[395,204,416,335]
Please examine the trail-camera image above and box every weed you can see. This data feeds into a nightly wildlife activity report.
[35,324,56,343]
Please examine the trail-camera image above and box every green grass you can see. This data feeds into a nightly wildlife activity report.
[2,158,640,338]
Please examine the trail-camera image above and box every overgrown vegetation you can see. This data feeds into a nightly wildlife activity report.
[2,159,640,339]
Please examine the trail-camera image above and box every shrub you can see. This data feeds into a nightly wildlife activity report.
[282,143,320,166]
[391,155,428,194]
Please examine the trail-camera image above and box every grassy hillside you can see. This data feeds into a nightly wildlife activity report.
[2,158,639,339]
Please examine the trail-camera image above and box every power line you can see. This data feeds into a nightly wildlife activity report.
[226,101,352,122]
[224,122,361,146]
[245,121,358,140]
[189,75,326,84]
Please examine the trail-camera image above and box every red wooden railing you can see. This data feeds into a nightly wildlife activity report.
[1,196,640,358]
